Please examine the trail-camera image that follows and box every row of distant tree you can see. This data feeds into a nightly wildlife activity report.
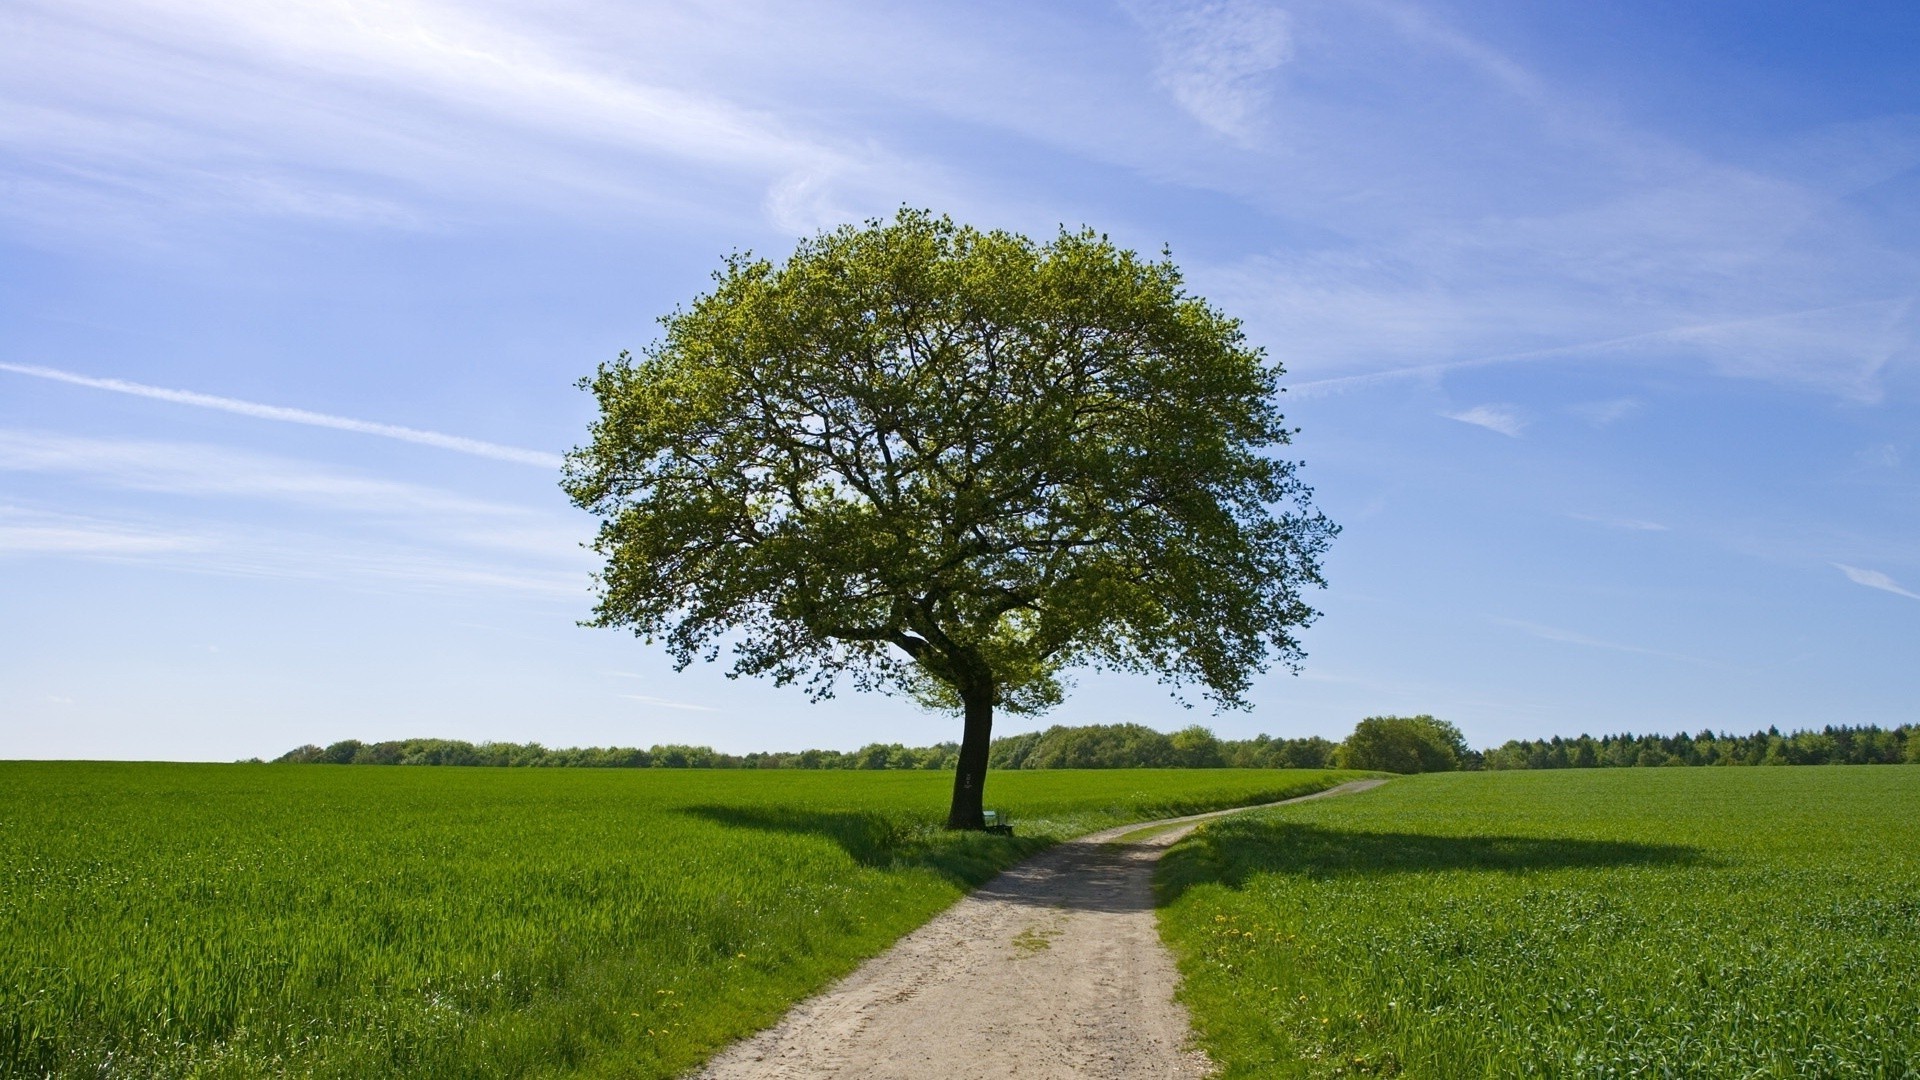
[268,719,1916,773]
[988,724,1338,770]
[268,725,1341,772]
[270,738,959,770]
[1480,725,1918,770]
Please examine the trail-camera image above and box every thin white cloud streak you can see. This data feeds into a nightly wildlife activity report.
[1283,319,1726,398]
[620,693,719,713]
[1355,0,1542,103]
[130,0,837,172]
[0,506,204,555]
[0,363,563,467]
[1568,513,1669,533]
[1569,398,1641,426]
[0,434,603,605]
[1282,299,1915,402]
[606,674,722,713]
[0,430,593,596]
[1445,404,1525,437]
[1835,564,1920,602]
[0,503,588,598]
[1492,617,1715,666]
[0,430,534,513]
[0,429,595,562]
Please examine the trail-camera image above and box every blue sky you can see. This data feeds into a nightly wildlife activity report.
[3,0,1916,761]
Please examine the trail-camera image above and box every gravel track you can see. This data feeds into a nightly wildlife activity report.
[691,778,1387,1080]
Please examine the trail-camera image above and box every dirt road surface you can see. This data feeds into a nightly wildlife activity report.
[691,778,1387,1080]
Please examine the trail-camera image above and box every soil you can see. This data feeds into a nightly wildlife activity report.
[691,778,1387,1079]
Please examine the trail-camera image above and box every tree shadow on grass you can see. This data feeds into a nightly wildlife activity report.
[682,805,1046,891]
[1157,818,1709,906]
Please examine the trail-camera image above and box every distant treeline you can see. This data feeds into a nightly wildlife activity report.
[989,724,1336,769]
[272,721,1917,773]
[270,724,1336,772]
[272,738,962,770]
[1482,725,1917,770]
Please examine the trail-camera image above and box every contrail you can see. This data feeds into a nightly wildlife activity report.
[0,361,565,469]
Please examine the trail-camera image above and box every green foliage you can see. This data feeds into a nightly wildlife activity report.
[989,724,1335,770]
[0,763,1352,1079]
[1333,715,1467,773]
[274,725,1340,773]
[991,723,1198,769]
[1157,768,1920,1078]
[1482,723,1917,769]
[272,721,1917,776]
[561,206,1336,717]
[272,738,960,770]
[1221,733,1341,770]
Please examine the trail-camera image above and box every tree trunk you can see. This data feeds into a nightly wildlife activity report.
[945,683,994,830]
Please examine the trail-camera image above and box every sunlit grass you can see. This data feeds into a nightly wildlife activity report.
[0,762,1352,1078]
[1157,767,1920,1078]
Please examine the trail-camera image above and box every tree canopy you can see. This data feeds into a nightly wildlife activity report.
[1334,715,1471,773]
[563,209,1337,827]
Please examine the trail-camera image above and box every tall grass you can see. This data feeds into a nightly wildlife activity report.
[1157,767,1920,1078]
[1,763,1349,1078]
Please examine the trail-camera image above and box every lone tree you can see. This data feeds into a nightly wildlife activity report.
[563,210,1337,829]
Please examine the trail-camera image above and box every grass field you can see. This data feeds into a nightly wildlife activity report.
[1157,767,1920,1078]
[0,763,1351,1079]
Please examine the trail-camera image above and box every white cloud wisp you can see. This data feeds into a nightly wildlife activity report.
[1444,404,1526,438]
[1126,0,1293,145]
[1835,564,1920,602]
[0,362,564,468]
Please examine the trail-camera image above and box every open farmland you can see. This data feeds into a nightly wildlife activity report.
[1158,767,1920,1078]
[0,763,1351,1079]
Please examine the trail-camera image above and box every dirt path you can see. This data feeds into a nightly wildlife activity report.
[692,778,1387,1080]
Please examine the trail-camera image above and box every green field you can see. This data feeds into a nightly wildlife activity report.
[0,763,1350,1079]
[1158,767,1920,1078]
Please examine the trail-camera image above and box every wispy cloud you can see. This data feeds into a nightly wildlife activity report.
[0,505,204,555]
[1124,0,1292,145]
[1357,0,1542,103]
[0,363,563,467]
[1834,564,1920,602]
[1855,444,1901,469]
[1493,617,1713,665]
[1568,513,1669,533]
[0,0,919,237]
[1275,293,1916,404]
[621,694,719,713]
[1172,1,1920,405]
[606,673,720,712]
[0,429,595,573]
[0,503,588,598]
[1569,398,1641,426]
[0,430,534,512]
[1274,308,1731,399]
[1660,297,1915,404]
[0,431,592,596]
[1444,404,1526,437]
